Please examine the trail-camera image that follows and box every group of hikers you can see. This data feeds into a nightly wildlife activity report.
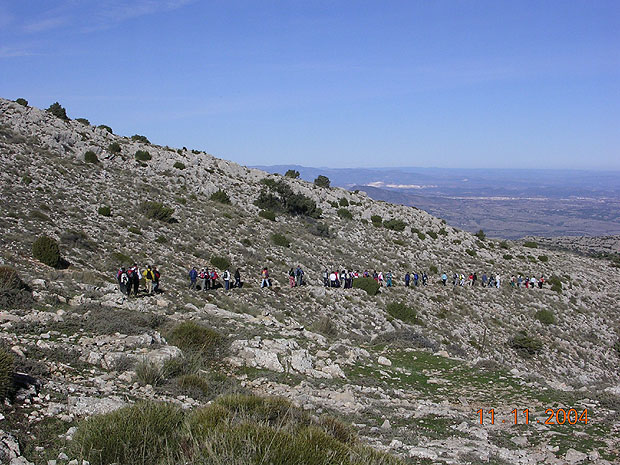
[188,267,242,291]
[116,264,160,296]
[115,263,549,296]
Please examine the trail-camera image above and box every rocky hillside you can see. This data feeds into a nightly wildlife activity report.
[0,97,619,464]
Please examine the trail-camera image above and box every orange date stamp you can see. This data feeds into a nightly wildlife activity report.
[477,408,588,425]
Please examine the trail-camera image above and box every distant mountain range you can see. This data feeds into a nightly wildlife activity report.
[253,165,620,239]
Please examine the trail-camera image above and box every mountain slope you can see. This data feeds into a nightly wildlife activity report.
[1,98,619,464]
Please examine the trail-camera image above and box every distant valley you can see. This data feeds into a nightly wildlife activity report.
[254,165,620,239]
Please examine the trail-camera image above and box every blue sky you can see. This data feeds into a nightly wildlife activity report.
[1,1,618,169]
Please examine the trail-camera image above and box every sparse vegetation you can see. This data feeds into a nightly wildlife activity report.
[465,249,477,257]
[307,220,330,237]
[538,255,549,263]
[271,233,291,248]
[97,124,113,133]
[339,198,349,207]
[255,179,322,219]
[135,359,164,386]
[313,175,331,188]
[84,150,98,163]
[285,169,300,178]
[139,201,175,223]
[76,117,90,125]
[173,161,185,170]
[134,150,151,161]
[337,208,353,220]
[131,134,150,143]
[547,275,563,293]
[474,229,486,240]
[534,309,555,325]
[166,321,224,359]
[371,215,383,227]
[0,265,32,309]
[0,348,14,400]
[503,254,513,260]
[386,302,418,324]
[259,210,276,221]
[427,230,438,239]
[524,241,538,248]
[510,332,543,357]
[46,102,69,120]
[15,98,28,106]
[98,205,111,217]
[210,189,231,204]
[383,219,406,231]
[352,277,380,296]
[32,235,61,268]
[108,142,121,154]
[211,255,231,270]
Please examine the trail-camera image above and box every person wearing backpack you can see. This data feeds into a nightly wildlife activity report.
[152,266,161,293]
[385,271,393,287]
[404,272,410,287]
[261,267,270,288]
[223,269,231,290]
[117,267,129,295]
[288,268,296,288]
[322,269,329,287]
[189,267,198,290]
[234,268,241,288]
[130,264,140,295]
[295,265,304,287]
[211,269,219,289]
[441,272,448,286]
[143,264,155,295]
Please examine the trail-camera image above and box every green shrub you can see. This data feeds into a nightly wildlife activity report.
[429,265,438,274]
[328,200,339,208]
[547,275,563,293]
[417,232,426,240]
[255,179,322,219]
[210,189,231,204]
[499,241,510,249]
[352,277,380,296]
[111,251,133,265]
[32,235,61,268]
[76,117,90,125]
[314,175,330,188]
[46,102,69,120]
[510,332,543,357]
[15,98,28,106]
[131,134,150,143]
[524,241,538,248]
[97,124,113,133]
[465,249,477,257]
[177,374,210,397]
[339,198,349,207]
[139,201,175,223]
[383,219,406,231]
[285,169,300,178]
[98,205,111,217]
[166,322,224,358]
[241,238,252,247]
[84,150,98,163]
[337,208,353,220]
[135,359,163,386]
[386,302,418,324]
[0,266,32,309]
[134,150,151,161]
[534,309,555,325]
[438,228,448,236]
[370,215,383,227]
[259,210,276,221]
[108,142,121,153]
[128,226,141,235]
[0,349,14,400]
[307,220,330,238]
[211,255,231,270]
[453,239,461,245]
[155,235,167,244]
[173,161,186,170]
[71,401,184,465]
[427,230,438,239]
[474,229,486,240]
[271,233,290,247]
[503,254,513,260]
[538,255,549,263]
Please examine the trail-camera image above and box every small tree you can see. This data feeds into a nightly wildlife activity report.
[210,189,231,204]
[76,118,90,125]
[173,162,186,170]
[15,98,28,106]
[46,102,69,120]
[135,150,152,161]
[314,175,330,188]
[131,134,150,144]
[32,235,61,268]
[352,277,380,296]
[370,215,383,227]
[285,169,300,179]
[108,142,121,154]
[98,124,113,134]
[271,233,290,247]
[84,151,99,164]
[139,201,175,223]
[337,208,353,220]
[98,205,111,217]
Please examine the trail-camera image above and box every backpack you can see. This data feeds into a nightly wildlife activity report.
[120,273,129,284]
[146,270,154,280]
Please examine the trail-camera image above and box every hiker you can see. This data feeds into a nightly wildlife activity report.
[189,267,198,290]
[404,272,410,287]
[129,264,140,295]
[234,268,242,288]
[211,269,219,289]
[153,266,161,293]
[288,268,296,288]
[329,271,337,287]
[473,273,478,286]
[413,272,419,286]
[199,268,207,291]
[295,265,304,286]
[344,270,352,288]
[223,269,231,291]
[386,271,393,287]
[117,267,129,295]
[517,275,522,288]
[422,272,428,286]
[261,267,270,288]
[143,264,155,295]
[452,272,458,286]
[441,272,448,286]
[322,269,329,287]
[538,276,544,289]
[495,274,501,288]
